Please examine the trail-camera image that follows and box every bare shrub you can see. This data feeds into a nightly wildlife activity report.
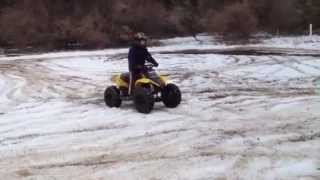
[0,0,317,49]
[80,15,105,47]
[206,2,258,39]
[268,0,301,33]
[0,1,49,47]
[112,1,178,37]
[0,0,72,48]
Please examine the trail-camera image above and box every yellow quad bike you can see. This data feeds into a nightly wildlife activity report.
[104,64,181,113]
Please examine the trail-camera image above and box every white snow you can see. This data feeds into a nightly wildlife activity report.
[261,35,320,49]
[2,34,320,62]
[0,35,320,180]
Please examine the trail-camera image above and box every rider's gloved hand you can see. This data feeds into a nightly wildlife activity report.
[153,62,159,67]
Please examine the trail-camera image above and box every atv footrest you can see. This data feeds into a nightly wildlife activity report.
[121,96,132,101]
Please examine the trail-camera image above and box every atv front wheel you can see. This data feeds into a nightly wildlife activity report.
[134,87,155,114]
[104,86,122,108]
[161,84,181,108]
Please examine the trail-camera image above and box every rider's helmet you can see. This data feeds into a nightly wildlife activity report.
[134,32,148,47]
[134,32,148,41]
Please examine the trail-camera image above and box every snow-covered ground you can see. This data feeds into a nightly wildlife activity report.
[0,36,320,180]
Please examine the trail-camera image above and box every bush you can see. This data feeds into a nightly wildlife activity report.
[52,13,110,49]
[268,0,301,33]
[0,0,318,49]
[112,1,179,37]
[0,0,184,49]
[0,4,48,47]
[206,2,258,39]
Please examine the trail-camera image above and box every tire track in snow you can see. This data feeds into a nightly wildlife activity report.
[0,124,128,146]
[1,49,320,179]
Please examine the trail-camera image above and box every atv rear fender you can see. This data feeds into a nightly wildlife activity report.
[115,75,129,88]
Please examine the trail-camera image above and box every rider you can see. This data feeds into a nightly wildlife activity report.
[128,32,159,95]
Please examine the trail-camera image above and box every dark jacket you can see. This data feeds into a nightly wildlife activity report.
[128,45,158,72]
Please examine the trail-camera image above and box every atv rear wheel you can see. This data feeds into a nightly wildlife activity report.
[134,87,154,114]
[104,86,122,108]
[162,84,181,108]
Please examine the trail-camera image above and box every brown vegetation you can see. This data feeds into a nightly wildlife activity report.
[206,2,258,39]
[0,0,319,49]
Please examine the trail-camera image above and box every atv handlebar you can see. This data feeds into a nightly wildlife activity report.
[133,63,157,72]
[145,63,156,69]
